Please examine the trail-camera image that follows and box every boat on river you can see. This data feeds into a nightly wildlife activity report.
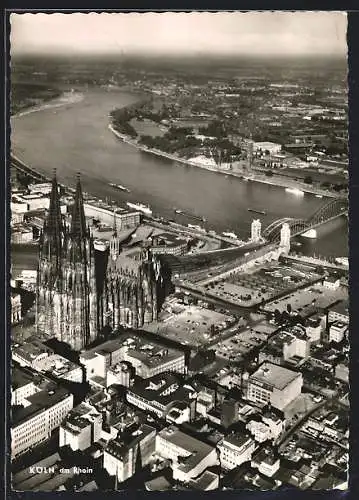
[174,208,206,222]
[248,208,266,215]
[223,231,239,240]
[188,224,206,233]
[127,202,152,215]
[109,182,131,193]
[285,187,304,196]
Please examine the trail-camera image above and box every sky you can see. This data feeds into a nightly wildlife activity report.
[10,11,347,57]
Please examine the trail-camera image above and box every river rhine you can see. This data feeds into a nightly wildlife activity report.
[11,87,347,258]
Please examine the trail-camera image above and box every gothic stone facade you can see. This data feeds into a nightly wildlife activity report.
[36,175,97,351]
[37,174,165,350]
[103,236,164,330]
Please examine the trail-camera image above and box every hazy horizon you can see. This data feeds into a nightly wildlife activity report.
[10,12,347,58]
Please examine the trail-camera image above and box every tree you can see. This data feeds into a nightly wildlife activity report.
[304,176,313,184]
[274,309,281,323]
[287,303,292,314]
[316,265,325,275]
[281,310,290,323]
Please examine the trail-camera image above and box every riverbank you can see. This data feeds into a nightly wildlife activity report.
[12,91,85,119]
[10,85,347,258]
[108,124,341,199]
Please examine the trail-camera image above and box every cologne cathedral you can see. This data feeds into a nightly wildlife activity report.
[36,173,165,351]
[102,232,164,330]
[36,173,97,351]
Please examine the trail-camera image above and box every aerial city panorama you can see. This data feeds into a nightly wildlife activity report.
[9,11,349,492]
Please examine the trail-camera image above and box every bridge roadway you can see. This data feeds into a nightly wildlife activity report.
[293,212,347,238]
[265,212,347,241]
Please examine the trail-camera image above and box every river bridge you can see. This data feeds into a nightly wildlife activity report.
[263,197,348,242]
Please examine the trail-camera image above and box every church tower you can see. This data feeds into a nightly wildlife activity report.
[36,170,64,334]
[60,175,98,350]
[36,174,98,351]
[110,210,120,261]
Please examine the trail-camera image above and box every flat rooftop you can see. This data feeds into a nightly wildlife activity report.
[84,201,138,216]
[128,372,193,407]
[250,362,301,391]
[253,141,281,148]
[12,340,53,363]
[12,365,36,390]
[189,470,218,490]
[80,332,184,369]
[158,425,215,473]
[13,341,80,377]
[12,382,71,427]
[331,321,348,329]
[221,432,253,450]
[36,354,81,377]
[61,402,100,433]
[106,424,155,460]
[253,446,279,466]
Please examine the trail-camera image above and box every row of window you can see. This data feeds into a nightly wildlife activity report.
[249,387,270,402]
[13,400,72,435]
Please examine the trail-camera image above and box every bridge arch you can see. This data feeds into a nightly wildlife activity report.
[263,198,348,243]
[308,198,348,225]
[263,218,309,242]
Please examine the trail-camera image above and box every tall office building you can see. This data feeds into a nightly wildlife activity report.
[36,174,98,350]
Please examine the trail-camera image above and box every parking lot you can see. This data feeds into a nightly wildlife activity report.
[215,320,278,361]
[263,282,347,315]
[202,263,320,307]
[145,303,241,348]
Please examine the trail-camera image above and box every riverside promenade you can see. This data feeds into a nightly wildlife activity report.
[108,124,341,199]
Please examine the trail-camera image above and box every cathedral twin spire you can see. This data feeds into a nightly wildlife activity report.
[71,173,88,239]
[41,170,64,265]
[37,171,98,350]
[38,170,163,347]
[42,171,89,258]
